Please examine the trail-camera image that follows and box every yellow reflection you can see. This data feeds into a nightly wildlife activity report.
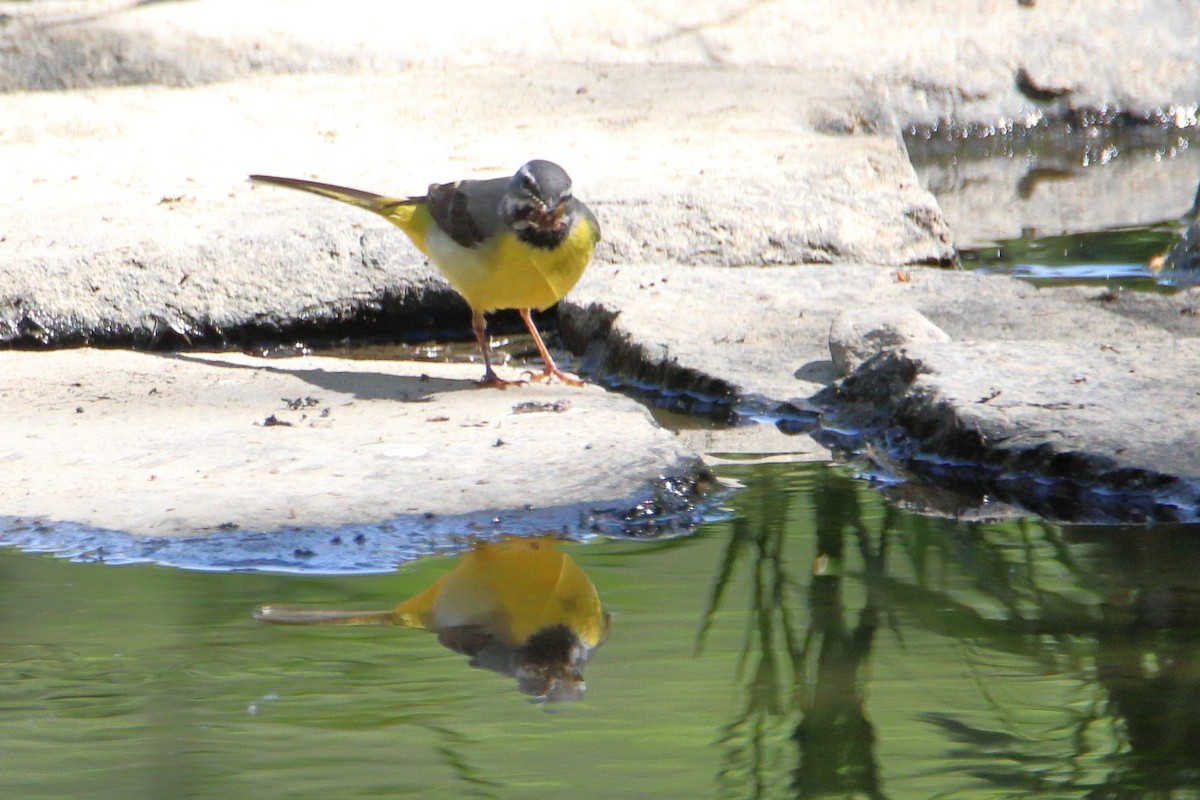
[256,538,609,701]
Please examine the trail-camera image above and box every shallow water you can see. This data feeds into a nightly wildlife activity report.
[5,460,1200,799]
[960,222,1190,291]
[906,122,1200,291]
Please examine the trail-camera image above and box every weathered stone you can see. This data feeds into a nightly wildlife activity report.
[0,66,952,347]
[0,349,702,537]
[4,0,1197,127]
[828,305,951,377]
[562,261,1191,407]
[823,341,1200,522]
[561,263,1199,479]
[1164,217,1200,283]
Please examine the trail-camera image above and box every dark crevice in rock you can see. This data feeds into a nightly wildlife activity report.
[1014,66,1073,104]
[814,350,1200,524]
[0,286,477,352]
[557,301,742,420]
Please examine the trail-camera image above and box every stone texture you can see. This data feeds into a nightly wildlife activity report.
[1,0,1200,538]
[562,261,1194,406]
[0,349,700,536]
[4,1,1197,127]
[560,263,1199,477]
[822,341,1200,522]
[828,305,952,377]
[0,67,951,347]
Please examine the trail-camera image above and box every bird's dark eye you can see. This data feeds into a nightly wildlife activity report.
[521,173,537,191]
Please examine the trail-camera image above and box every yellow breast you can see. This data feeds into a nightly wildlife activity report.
[390,538,606,649]
[402,213,597,313]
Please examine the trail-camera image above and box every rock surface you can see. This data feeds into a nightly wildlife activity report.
[2,0,1200,539]
[563,262,1195,405]
[4,0,1197,126]
[561,264,1200,500]
[0,349,699,537]
[822,341,1200,523]
[828,306,952,377]
[0,66,952,347]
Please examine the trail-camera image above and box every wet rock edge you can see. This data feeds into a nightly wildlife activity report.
[0,466,720,573]
[814,349,1200,525]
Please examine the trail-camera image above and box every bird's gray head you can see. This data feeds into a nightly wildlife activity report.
[502,160,574,237]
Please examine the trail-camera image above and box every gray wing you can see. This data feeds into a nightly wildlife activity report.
[424,176,511,249]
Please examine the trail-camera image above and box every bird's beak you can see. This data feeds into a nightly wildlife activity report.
[528,202,566,231]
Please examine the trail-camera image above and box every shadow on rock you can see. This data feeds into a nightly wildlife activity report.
[163,352,476,401]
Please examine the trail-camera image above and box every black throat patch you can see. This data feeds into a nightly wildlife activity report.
[517,223,570,251]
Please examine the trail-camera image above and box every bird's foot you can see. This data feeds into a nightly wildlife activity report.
[522,366,586,387]
[480,370,527,389]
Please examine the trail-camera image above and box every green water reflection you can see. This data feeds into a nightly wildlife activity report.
[2,462,1200,798]
[959,223,1189,290]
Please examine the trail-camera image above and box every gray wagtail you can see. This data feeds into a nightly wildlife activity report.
[251,161,600,387]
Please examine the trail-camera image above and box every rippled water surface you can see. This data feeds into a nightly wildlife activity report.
[4,461,1200,799]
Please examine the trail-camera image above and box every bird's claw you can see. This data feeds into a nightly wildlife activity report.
[522,368,585,387]
[480,371,528,389]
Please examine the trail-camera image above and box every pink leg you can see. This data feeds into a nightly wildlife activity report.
[472,311,521,388]
[519,308,584,386]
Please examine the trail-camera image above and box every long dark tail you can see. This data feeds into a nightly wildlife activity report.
[250,174,419,217]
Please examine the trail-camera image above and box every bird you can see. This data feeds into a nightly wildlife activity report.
[256,537,609,701]
[250,160,600,388]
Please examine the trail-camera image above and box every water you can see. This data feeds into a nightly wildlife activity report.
[4,460,1200,799]
[7,118,1200,800]
[905,122,1200,291]
[960,223,1187,290]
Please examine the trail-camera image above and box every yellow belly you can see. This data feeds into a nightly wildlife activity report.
[390,538,606,649]
[392,206,597,313]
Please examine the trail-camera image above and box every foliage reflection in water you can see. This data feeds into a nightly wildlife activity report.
[707,463,1200,799]
[3,462,1200,798]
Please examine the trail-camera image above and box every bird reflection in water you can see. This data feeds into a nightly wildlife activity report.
[256,537,609,702]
